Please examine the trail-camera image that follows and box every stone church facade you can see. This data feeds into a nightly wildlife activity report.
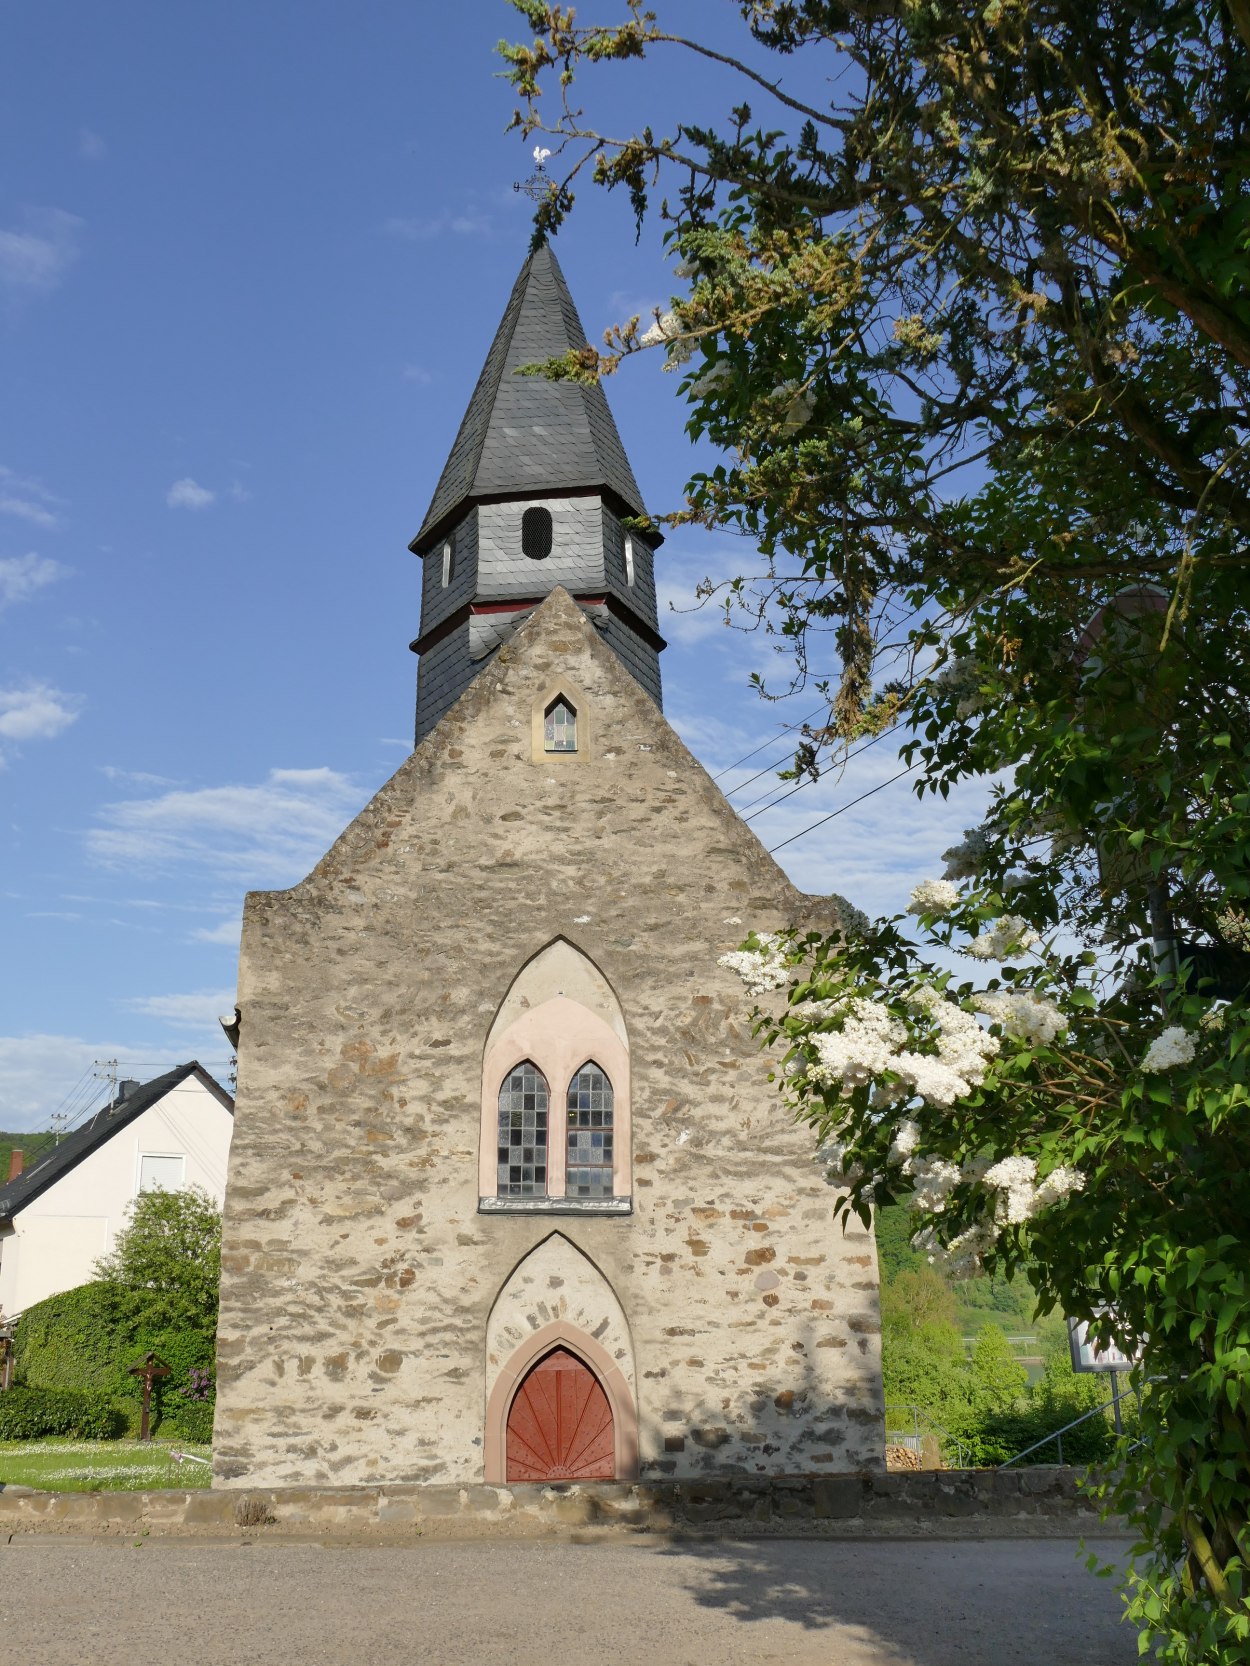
[211,245,883,1488]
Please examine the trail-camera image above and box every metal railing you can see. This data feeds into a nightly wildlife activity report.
[885,1402,972,1468]
[997,1376,1154,1468]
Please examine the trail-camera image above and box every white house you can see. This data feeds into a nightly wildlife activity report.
[0,1063,233,1319]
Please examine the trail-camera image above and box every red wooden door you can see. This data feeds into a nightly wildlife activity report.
[506,1347,615,1481]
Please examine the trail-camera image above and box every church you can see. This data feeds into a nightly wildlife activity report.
[211,242,884,1488]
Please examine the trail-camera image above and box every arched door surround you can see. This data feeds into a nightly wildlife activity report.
[485,1319,639,1485]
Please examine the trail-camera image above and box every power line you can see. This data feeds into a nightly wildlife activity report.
[711,705,827,783]
[738,723,899,820]
[767,763,919,855]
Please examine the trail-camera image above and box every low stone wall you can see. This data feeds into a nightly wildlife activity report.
[0,1467,1123,1540]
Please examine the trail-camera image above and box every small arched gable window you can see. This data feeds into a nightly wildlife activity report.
[497,1061,549,1197]
[544,696,577,753]
[566,1063,614,1199]
[522,506,553,560]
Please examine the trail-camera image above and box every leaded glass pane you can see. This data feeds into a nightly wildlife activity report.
[497,1062,549,1197]
[566,1063,614,1198]
[544,697,577,753]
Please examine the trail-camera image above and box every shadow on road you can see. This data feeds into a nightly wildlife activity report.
[654,1535,1137,1666]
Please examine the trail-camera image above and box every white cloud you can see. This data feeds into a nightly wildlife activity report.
[191,915,243,946]
[653,540,767,650]
[0,682,82,744]
[0,464,62,528]
[607,290,663,321]
[79,128,106,161]
[383,211,491,242]
[0,496,58,528]
[664,638,996,921]
[748,750,994,917]
[166,477,215,511]
[124,990,237,1031]
[87,765,367,884]
[0,1035,227,1130]
[401,364,433,384]
[0,207,83,295]
[226,480,252,503]
[0,554,63,610]
[98,765,180,787]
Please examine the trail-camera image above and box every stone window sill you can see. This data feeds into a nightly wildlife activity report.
[478,1196,632,1217]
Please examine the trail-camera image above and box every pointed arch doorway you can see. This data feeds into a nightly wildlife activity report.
[484,1312,639,1485]
[506,1346,615,1481]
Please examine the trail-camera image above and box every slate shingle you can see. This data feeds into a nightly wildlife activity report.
[413,243,648,551]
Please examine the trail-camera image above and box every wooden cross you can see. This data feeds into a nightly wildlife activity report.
[128,1351,171,1442]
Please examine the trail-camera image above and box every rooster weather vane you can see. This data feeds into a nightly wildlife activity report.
[513,144,554,204]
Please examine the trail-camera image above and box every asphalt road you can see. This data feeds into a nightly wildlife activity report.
[1,1535,1137,1666]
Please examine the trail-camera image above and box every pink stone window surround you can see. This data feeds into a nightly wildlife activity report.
[479,996,630,1207]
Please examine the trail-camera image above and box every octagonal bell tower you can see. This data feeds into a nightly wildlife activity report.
[409,241,665,743]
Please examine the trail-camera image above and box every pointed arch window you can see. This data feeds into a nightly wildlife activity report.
[441,540,454,587]
[480,942,631,1214]
[623,533,636,587]
[544,697,577,753]
[566,1063,614,1199]
[497,1061,549,1197]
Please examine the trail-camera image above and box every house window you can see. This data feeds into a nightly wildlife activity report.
[139,1153,185,1193]
[441,540,454,587]
[497,1062,549,1197]
[522,505,553,560]
[544,697,577,753]
[566,1064,614,1198]
[623,533,636,587]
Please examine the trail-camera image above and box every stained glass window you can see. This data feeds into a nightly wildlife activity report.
[544,697,577,753]
[566,1063,614,1198]
[497,1062,549,1197]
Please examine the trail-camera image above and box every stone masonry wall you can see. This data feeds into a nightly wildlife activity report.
[214,588,883,1487]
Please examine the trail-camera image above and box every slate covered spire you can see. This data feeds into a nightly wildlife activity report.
[410,240,664,746]
[412,241,648,554]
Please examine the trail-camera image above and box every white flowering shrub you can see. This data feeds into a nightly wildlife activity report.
[730,900,1102,1284]
[720,892,1246,1399]
[907,877,960,916]
[1141,1025,1197,1073]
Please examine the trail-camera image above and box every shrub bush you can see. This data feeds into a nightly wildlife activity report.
[13,1282,149,1397]
[0,1386,123,1441]
[963,1404,1118,1467]
[162,1401,215,1444]
[13,1281,217,1425]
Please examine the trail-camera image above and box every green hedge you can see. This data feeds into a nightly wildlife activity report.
[12,1281,216,1432]
[0,1386,123,1441]
[161,1402,215,1444]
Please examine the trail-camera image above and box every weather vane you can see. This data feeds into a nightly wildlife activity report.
[513,145,554,204]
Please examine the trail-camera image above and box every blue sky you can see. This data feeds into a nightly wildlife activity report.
[0,3,988,1130]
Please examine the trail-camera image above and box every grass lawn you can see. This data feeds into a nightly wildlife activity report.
[0,1439,212,1491]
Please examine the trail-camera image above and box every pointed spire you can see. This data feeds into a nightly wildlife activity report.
[412,242,648,552]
